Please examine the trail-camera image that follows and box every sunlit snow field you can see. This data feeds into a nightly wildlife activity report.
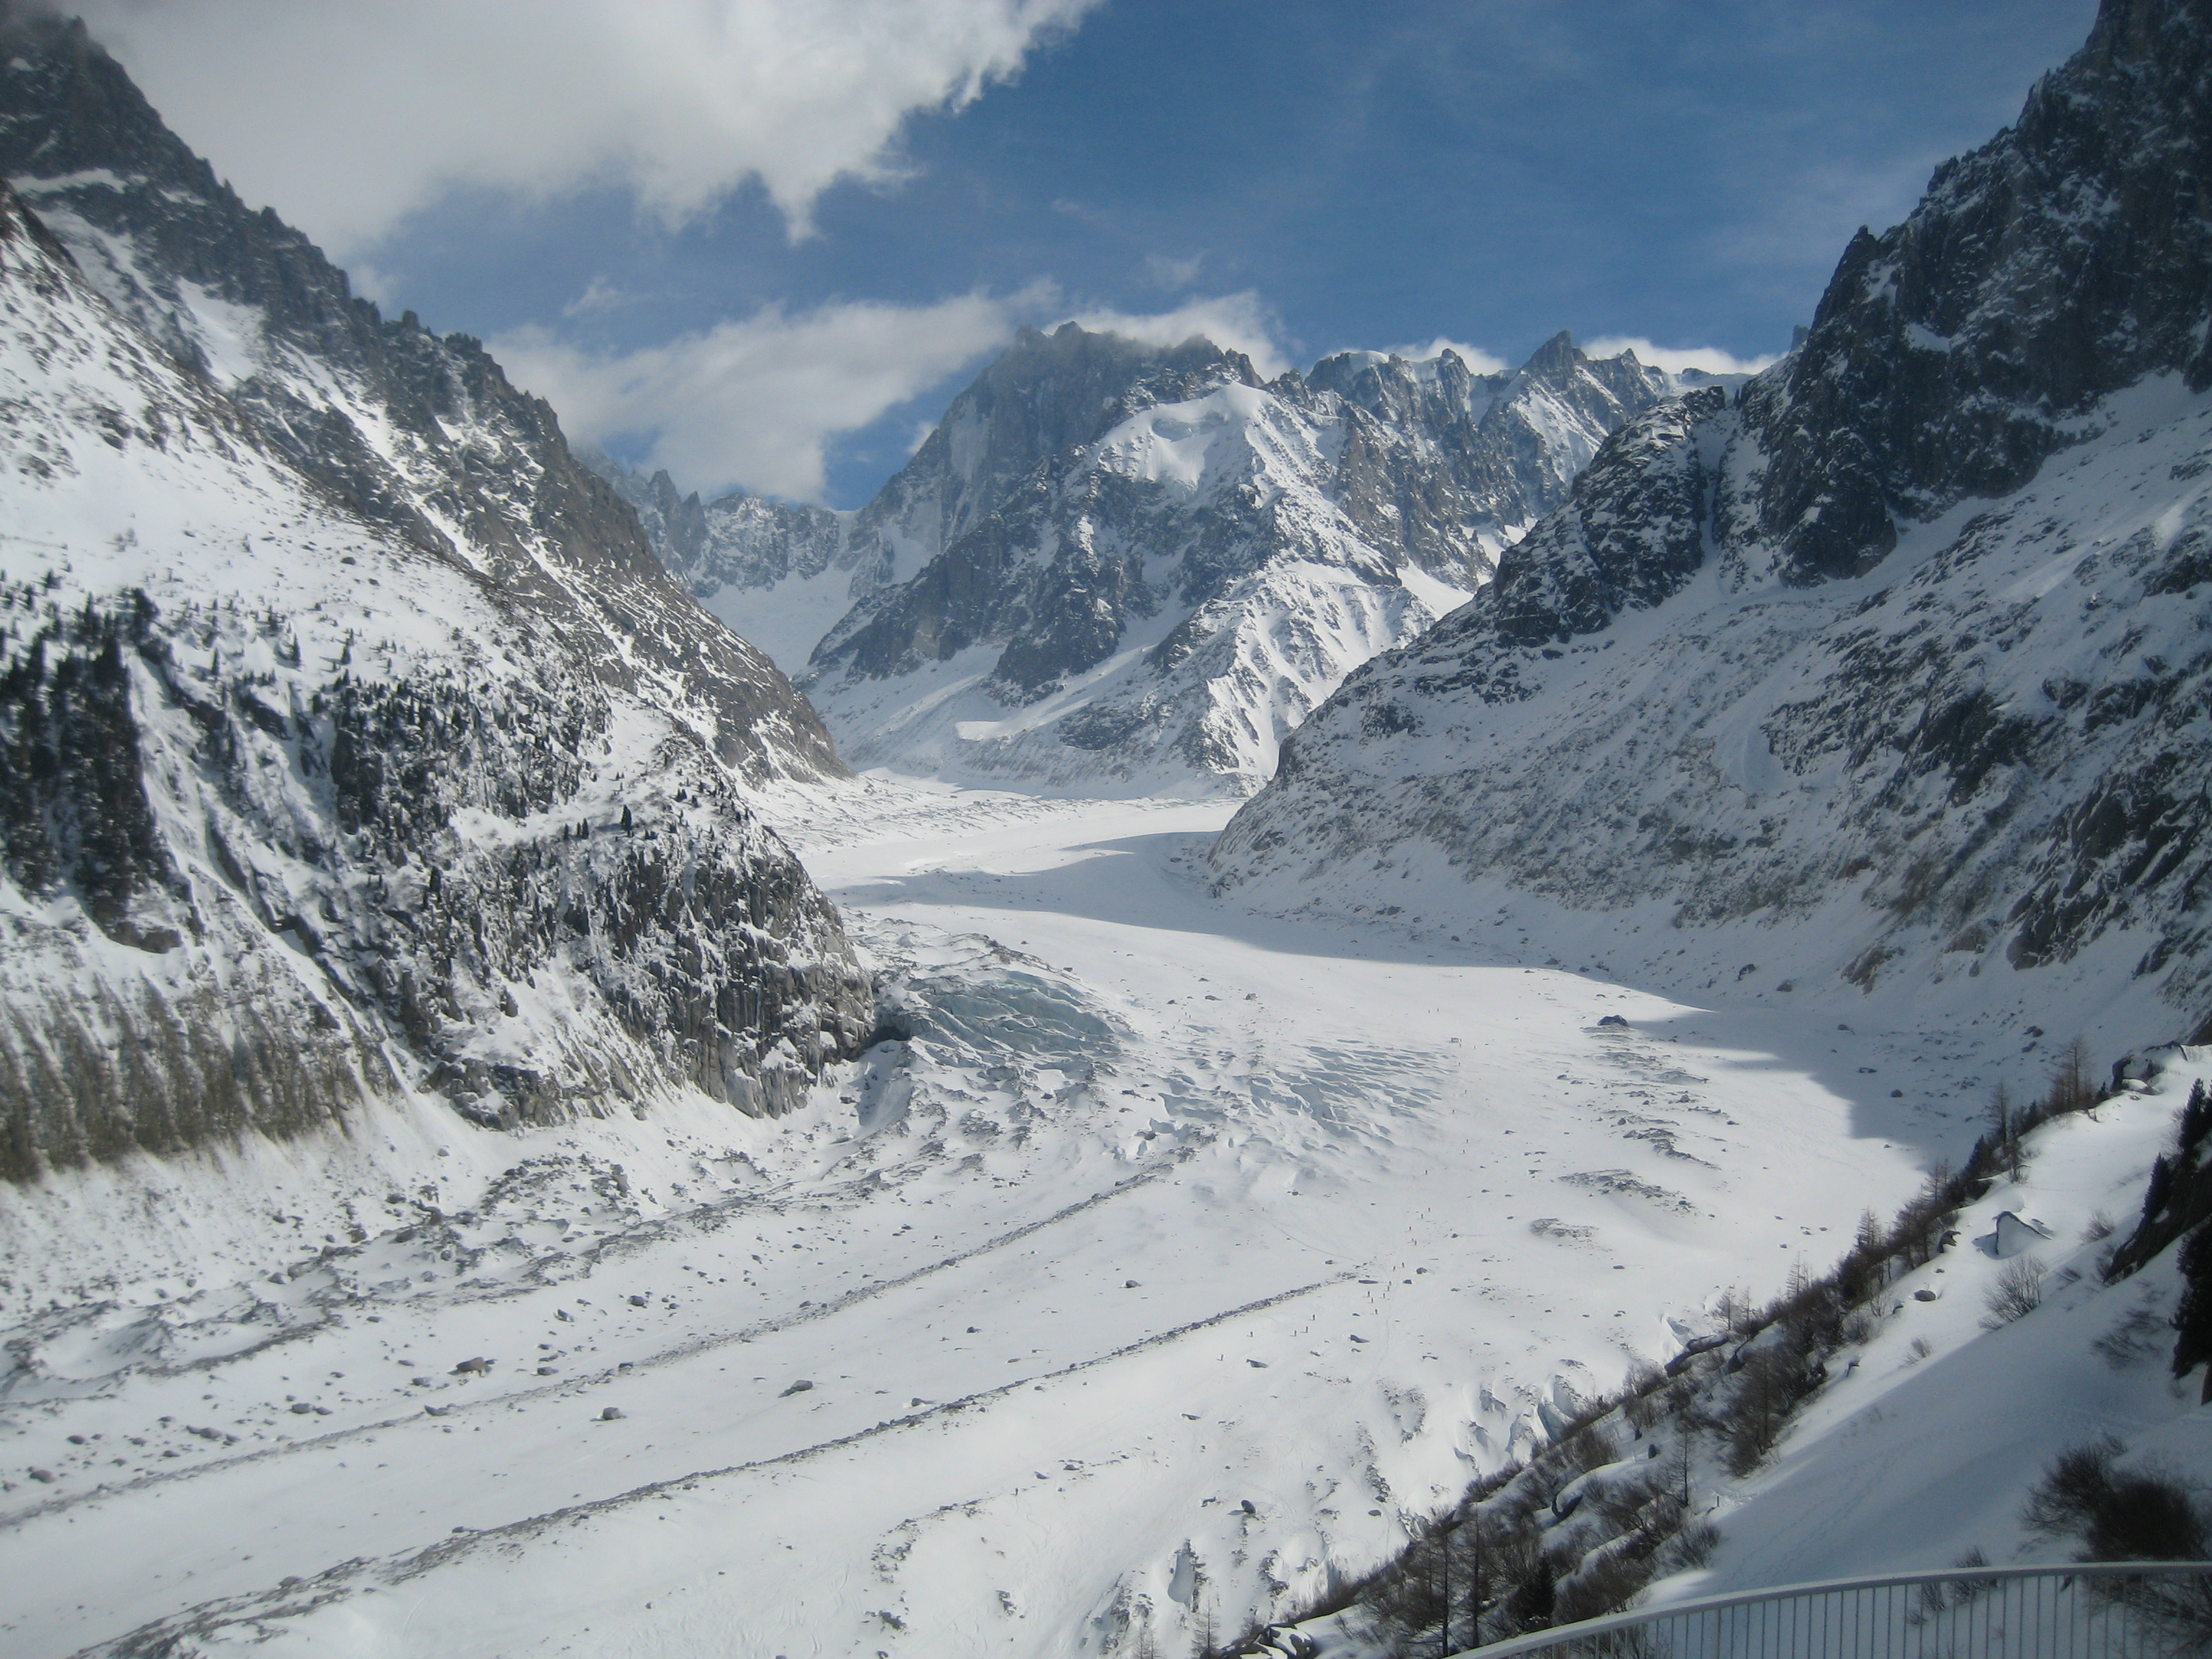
[1,781,1977,1656]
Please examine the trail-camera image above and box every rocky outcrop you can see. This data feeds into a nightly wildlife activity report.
[1213,0,2212,1035]
[846,326,1246,585]
[1483,386,1730,647]
[1722,0,2212,587]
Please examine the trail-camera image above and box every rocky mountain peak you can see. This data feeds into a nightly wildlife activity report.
[842,321,1256,595]
[1215,0,2212,1049]
[1733,0,2212,586]
[1517,328,1583,381]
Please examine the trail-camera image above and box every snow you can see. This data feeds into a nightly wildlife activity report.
[1094,382,1315,498]
[3,780,1985,1658]
[696,562,855,680]
[1214,374,2212,1080]
[1658,1059,2212,1598]
[1393,559,1474,622]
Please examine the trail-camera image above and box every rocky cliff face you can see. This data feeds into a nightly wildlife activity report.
[1213,0,2212,1044]
[0,18,873,1196]
[606,320,1720,794]
[1725,0,2212,590]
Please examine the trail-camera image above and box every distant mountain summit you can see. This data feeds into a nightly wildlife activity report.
[0,8,871,1229]
[604,322,1735,793]
[1214,0,2212,1044]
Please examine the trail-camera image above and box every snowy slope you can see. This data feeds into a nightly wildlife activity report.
[0,8,842,787]
[0,168,868,1281]
[1242,1044,2212,1659]
[1214,0,2212,1061]
[1683,1059,2212,1593]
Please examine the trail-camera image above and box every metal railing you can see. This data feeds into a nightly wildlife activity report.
[1456,1562,2212,1658]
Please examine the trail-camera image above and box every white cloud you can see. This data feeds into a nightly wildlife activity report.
[1582,335,1781,376]
[495,286,1295,502]
[71,0,1098,256]
[562,276,632,320]
[1142,252,1206,292]
[1066,292,1290,379]
[495,286,1054,502]
[1380,336,1511,374]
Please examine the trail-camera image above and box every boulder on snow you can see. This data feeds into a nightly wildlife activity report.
[1977,1211,2054,1258]
[1664,1331,1730,1375]
[2118,1044,2212,1088]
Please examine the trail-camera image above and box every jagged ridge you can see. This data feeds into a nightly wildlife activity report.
[1214,0,2212,1039]
[603,321,1730,793]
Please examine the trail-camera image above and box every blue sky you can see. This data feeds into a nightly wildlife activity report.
[86,0,2096,508]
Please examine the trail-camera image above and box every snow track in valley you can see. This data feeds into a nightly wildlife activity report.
[1,783,1961,1658]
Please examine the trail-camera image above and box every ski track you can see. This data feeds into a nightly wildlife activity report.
[0,781,1990,1658]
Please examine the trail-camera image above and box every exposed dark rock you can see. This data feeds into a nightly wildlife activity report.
[1726,0,2212,585]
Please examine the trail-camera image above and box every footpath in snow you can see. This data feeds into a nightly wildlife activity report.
[0,780,2002,1658]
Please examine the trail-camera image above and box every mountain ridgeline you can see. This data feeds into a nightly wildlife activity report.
[598,324,1740,793]
[0,9,871,1197]
[1215,0,2212,1044]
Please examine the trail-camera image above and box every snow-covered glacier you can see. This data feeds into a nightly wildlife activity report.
[6,2,2212,1657]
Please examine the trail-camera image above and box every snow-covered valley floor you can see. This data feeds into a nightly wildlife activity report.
[1,781,2024,1658]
